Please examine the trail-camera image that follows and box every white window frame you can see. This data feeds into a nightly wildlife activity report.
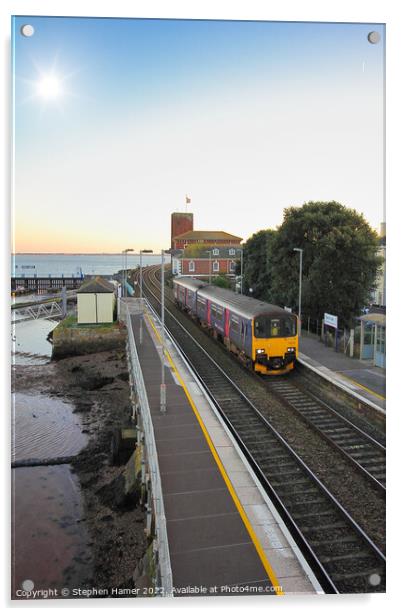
[213,260,219,272]
[229,248,236,256]
[189,260,195,272]
[213,248,219,256]
[229,260,236,272]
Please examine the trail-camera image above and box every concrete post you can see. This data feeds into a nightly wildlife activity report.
[350,328,354,358]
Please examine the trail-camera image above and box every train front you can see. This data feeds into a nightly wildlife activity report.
[252,312,298,375]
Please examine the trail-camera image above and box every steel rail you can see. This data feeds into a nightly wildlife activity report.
[148,267,386,492]
[140,266,385,594]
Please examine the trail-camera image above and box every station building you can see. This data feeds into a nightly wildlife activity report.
[170,209,243,278]
[175,245,241,278]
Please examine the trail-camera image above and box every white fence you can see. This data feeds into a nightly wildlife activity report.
[120,298,173,596]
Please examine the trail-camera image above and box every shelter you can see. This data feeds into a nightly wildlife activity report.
[77,277,116,324]
[358,312,386,368]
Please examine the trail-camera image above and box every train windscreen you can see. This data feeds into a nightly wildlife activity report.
[254,316,297,338]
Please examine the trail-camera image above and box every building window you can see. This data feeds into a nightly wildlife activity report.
[229,260,236,272]
[213,248,219,256]
[189,260,195,272]
[213,261,219,272]
[229,248,236,256]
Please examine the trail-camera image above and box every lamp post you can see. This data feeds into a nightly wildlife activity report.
[235,247,244,294]
[122,248,134,297]
[206,250,212,284]
[139,249,153,344]
[160,249,166,414]
[293,248,303,336]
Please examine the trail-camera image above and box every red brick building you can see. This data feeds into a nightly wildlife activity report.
[173,246,242,278]
[172,230,242,250]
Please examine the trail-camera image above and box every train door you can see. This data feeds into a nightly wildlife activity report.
[224,309,230,337]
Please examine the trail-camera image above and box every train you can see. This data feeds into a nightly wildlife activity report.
[173,277,298,375]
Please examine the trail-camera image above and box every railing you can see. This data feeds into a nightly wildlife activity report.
[120,298,173,597]
[11,301,63,324]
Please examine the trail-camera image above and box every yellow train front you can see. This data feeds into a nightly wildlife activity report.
[174,280,299,376]
[251,311,298,375]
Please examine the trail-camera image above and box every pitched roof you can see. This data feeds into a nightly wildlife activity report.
[173,230,243,241]
[182,246,242,258]
[77,276,115,294]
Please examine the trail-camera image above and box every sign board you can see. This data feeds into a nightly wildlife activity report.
[324,313,338,329]
[284,306,292,313]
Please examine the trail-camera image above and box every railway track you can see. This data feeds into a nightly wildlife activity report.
[135,266,386,594]
[264,380,386,491]
[143,267,386,492]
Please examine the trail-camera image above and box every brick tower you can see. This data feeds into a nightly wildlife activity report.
[171,212,194,249]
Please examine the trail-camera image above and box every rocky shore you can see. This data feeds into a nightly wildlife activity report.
[12,348,147,592]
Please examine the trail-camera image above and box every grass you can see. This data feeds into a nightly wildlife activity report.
[56,314,120,332]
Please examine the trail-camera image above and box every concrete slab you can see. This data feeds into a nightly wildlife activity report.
[299,334,386,411]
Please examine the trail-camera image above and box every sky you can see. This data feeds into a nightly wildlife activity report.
[12,16,385,253]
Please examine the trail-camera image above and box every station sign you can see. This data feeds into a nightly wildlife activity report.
[324,313,338,329]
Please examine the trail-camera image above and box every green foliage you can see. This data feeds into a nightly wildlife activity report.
[183,244,215,257]
[212,275,232,289]
[242,229,277,302]
[268,201,381,327]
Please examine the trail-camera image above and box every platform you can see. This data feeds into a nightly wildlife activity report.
[299,335,385,412]
[130,309,321,596]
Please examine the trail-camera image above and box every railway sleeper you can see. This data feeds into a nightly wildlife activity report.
[323,556,383,577]
[320,551,376,565]
[290,511,340,523]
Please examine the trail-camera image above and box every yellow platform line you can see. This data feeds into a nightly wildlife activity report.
[339,373,386,401]
[145,313,284,596]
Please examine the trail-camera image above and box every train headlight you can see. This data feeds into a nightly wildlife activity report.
[256,349,265,354]
[287,347,295,352]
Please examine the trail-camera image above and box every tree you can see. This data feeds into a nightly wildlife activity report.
[212,275,232,289]
[242,230,277,302]
[269,201,381,327]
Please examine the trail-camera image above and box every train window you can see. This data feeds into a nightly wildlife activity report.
[254,316,296,338]
[230,316,239,333]
[216,306,224,319]
[283,317,297,336]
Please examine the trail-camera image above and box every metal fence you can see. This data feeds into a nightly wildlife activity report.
[120,298,173,596]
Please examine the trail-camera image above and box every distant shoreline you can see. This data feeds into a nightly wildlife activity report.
[12,253,163,256]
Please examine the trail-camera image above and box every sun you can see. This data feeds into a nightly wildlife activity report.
[36,75,62,100]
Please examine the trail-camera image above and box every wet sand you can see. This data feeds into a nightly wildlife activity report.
[12,349,146,598]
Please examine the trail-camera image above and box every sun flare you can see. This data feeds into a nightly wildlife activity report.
[36,75,62,100]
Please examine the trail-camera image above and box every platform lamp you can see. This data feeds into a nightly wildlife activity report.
[235,246,244,294]
[122,248,134,298]
[206,250,212,284]
[139,249,153,344]
[293,248,303,337]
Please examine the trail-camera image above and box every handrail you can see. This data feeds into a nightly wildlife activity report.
[120,298,173,597]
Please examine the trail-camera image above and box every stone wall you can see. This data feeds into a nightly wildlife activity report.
[52,322,126,358]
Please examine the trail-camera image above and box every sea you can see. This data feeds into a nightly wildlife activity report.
[12,252,168,278]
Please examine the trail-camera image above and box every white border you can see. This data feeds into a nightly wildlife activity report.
[2,2,399,614]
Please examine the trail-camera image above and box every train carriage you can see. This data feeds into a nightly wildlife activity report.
[173,278,298,375]
[173,277,206,313]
